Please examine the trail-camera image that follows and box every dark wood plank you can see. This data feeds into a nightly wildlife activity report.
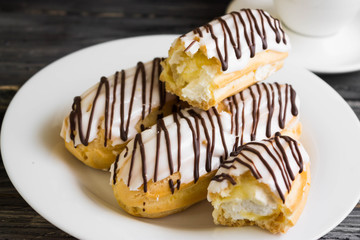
[0,0,229,86]
[318,71,360,101]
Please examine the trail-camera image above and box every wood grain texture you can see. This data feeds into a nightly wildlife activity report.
[0,0,359,239]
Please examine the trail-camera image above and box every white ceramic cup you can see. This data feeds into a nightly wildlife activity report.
[274,0,360,37]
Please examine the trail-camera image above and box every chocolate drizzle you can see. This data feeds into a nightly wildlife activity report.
[182,9,287,71]
[113,83,299,194]
[112,155,120,185]
[212,173,236,185]
[226,83,298,150]
[213,132,305,203]
[127,133,147,192]
[213,107,228,162]
[118,106,230,191]
[70,77,110,146]
[69,58,168,147]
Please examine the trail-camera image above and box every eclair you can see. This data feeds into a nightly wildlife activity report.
[207,132,310,233]
[60,58,177,170]
[160,9,290,110]
[110,82,301,218]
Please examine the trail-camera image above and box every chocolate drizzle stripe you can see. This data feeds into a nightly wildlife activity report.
[127,134,148,192]
[169,179,175,194]
[227,98,234,134]
[206,111,216,172]
[148,60,156,114]
[119,69,126,140]
[212,107,228,162]
[192,112,201,183]
[172,106,182,172]
[275,82,284,129]
[212,173,236,185]
[264,83,275,138]
[124,145,129,157]
[158,58,167,110]
[255,84,262,139]
[124,65,138,139]
[177,110,200,183]
[176,179,181,190]
[159,118,174,175]
[244,9,256,58]
[232,94,240,151]
[220,164,236,170]
[282,84,289,129]
[102,77,110,147]
[230,12,242,59]
[69,97,81,145]
[154,121,161,182]
[188,110,212,173]
[240,91,245,146]
[138,134,147,192]
[184,40,196,52]
[127,135,137,187]
[112,155,120,185]
[109,72,118,140]
[249,86,259,141]
[290,85,298,116]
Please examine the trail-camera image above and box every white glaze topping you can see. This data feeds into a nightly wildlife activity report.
[61,58,175,147]
[111,106,234,191]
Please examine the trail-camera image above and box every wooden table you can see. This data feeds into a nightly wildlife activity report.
[1,1,359,239]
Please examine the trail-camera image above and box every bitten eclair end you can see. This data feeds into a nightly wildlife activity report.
[160,9,290,110]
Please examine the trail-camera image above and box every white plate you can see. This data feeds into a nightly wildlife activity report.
[227,0,360,73]
[2,35,360,240]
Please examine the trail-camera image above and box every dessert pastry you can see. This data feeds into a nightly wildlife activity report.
[110,82,301,218]
[60,58,177,170]
[160,9,290,110]
[207,132,310,233]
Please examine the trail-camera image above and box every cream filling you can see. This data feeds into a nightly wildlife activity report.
[213,183,277,222]
[167,45,218,103]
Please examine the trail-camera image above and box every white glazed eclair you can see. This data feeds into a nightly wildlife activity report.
[160,9,290,110]
[207,132,310,234]
[60,58,178,170]
[110,82,301,218]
